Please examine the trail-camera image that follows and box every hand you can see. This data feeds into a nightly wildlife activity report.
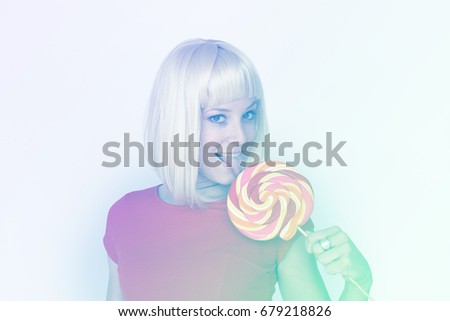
[304,226,372,288]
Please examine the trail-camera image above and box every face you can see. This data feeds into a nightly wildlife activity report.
[198,97,258,185]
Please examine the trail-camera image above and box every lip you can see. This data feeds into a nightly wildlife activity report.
[214,152,241,165]
[215,152,241,157]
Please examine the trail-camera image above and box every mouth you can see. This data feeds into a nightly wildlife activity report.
[214,152,242,165]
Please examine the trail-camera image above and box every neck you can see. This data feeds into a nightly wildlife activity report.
[195,175,230,202]
[158,177,230,206]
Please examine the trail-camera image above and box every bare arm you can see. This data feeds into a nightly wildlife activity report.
[278,227,373,301]
[277,233,331,300]
[106,256,124,300]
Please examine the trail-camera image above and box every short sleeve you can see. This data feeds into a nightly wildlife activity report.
[276,218,315,264]
[103,196,128,264]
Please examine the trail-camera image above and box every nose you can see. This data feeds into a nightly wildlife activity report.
[223,121,246,154]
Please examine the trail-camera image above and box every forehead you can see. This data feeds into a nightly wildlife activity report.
[204,97,258,112]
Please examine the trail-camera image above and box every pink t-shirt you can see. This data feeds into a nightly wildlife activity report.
[103,185,312,300]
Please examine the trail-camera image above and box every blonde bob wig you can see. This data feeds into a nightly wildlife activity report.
[145,39,269,208]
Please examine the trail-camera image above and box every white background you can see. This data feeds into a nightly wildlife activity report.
[1,0,449,300]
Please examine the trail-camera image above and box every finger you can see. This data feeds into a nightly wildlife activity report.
[305,226,342,253]
[316,247,342,266]
[316,241,352,264]
[323,255,351,276]
[310,231,349,255]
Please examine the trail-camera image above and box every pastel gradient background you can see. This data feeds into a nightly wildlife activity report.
[1,0,449,300]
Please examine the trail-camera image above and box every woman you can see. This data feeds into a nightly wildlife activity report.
[104,39,372,300]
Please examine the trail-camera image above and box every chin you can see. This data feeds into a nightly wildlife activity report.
[211,176,233,186]
[211,171,236,185]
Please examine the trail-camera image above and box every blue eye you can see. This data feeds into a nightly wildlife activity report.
[209,114,226,123]
[243,111,256,120]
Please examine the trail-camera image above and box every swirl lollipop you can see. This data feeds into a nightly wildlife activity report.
[227,161,374,300]
[227,161,313,241]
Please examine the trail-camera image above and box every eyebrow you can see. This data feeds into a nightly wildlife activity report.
[206,100,258,113]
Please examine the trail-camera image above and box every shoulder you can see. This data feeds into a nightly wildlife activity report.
[106,185,158,221]
[121,186,157,205]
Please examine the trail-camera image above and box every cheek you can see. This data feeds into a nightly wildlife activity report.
[243,123,258,141]
[200,122,223,145]
[199,125,220,162]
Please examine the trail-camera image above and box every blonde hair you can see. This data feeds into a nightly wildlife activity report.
[145,39,269,207]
